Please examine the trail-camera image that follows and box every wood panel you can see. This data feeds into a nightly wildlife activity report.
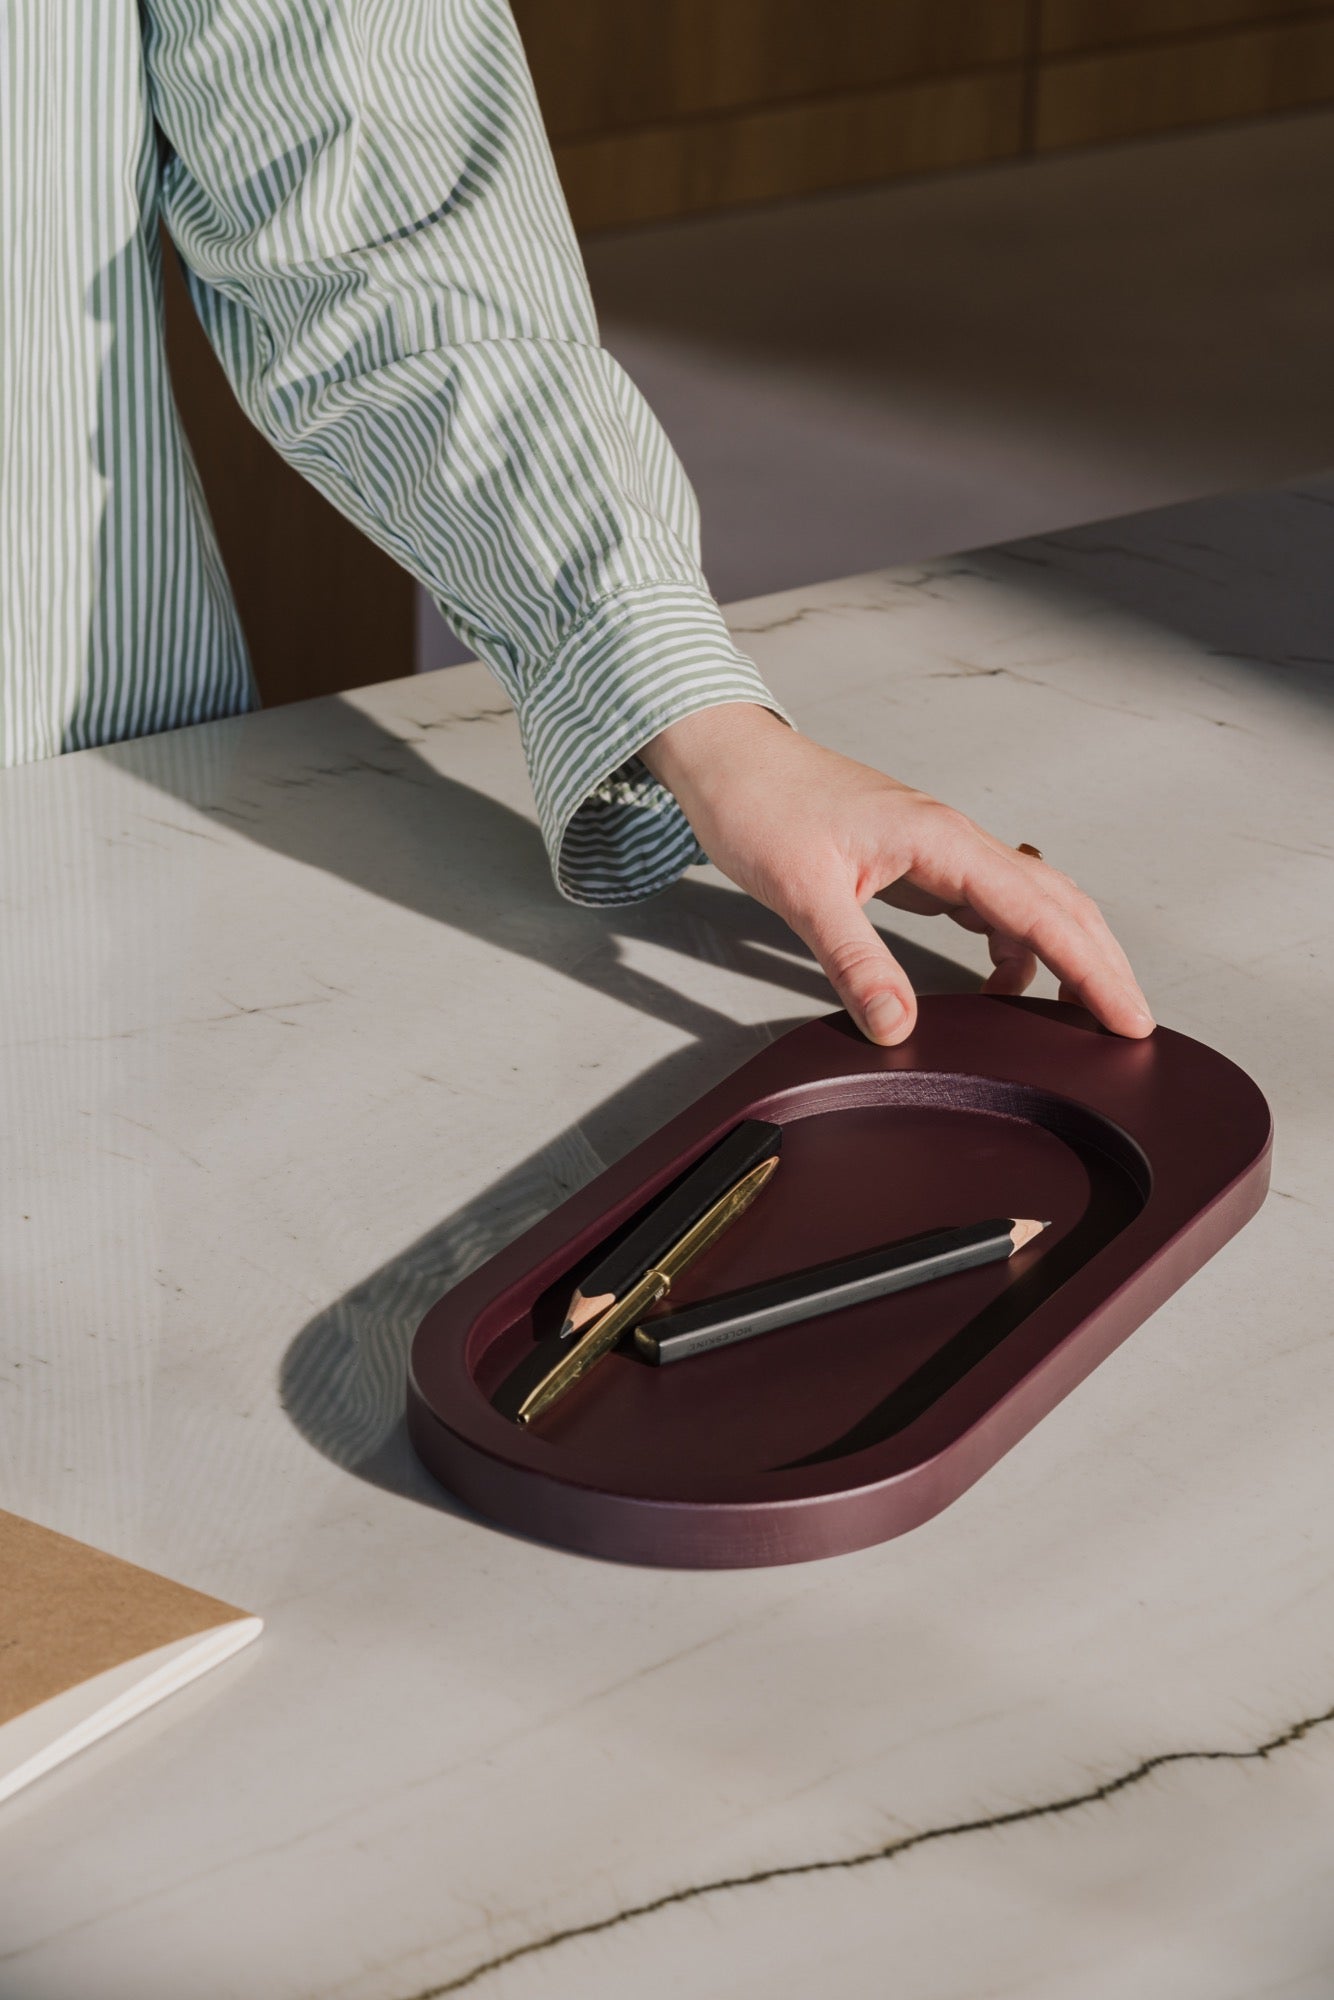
[164,0,1334,709]
[554,70,1025,232]
[1034,13,1334,149]
[513,0,1027,138]
[1039,0,1334,56]
[530,2,1334,232]
[160,247,415,710]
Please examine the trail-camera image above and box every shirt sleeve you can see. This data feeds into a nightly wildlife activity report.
[139,0,788,904]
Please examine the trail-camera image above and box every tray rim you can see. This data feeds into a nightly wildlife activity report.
[407,998,1272,1566]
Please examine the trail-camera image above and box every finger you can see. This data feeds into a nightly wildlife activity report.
[902,818,1152,1035]
[963,855,1153,1035]
[789,891,918,1045]
[993,839,1147,1000]
[888,817,1150,1030]
[982,930,1038,996]
[886,888,1039,999]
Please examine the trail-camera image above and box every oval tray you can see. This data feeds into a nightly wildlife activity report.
[407,997,1271,1567]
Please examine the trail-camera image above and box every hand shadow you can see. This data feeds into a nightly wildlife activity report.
[117,694,983,1511]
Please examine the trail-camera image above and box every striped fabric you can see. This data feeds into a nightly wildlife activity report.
[0,1,783,904]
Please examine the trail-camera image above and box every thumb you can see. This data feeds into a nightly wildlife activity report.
[794,894,918,1045]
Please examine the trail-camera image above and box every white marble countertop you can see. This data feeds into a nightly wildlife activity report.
[2,478,1331,2000]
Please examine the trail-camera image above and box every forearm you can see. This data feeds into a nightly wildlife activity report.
[143,0,786,901]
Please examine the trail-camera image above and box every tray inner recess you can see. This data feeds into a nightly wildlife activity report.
[472,1075,1149,1485]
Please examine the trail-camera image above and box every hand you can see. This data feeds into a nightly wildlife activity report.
[640,704,1154,1046]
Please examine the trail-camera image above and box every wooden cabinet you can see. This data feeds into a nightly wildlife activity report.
[163,0,1334,707]
[523,0,1334,228]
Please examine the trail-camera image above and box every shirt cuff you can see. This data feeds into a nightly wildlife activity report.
[518,582,791,906]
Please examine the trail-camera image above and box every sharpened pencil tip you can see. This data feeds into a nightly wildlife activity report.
[1010,1217,1049,1252]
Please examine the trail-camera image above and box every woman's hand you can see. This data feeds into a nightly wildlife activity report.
[640,704,1154,1046]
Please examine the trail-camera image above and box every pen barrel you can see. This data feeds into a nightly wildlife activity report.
[518,1157,780,1424]
[572,1119,783,1320]
[518,1268,668,1423]
[635,1219,1016,1365]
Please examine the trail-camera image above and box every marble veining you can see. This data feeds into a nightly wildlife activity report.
[405,1698,1334,1998]
[1,476,1331,1999]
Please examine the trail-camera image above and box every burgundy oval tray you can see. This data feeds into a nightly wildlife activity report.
[407,997,1271,1567]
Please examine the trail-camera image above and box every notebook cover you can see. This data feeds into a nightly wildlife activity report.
[0,1509,252,1727]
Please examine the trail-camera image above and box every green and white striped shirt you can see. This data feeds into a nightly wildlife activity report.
[0,0,780,903]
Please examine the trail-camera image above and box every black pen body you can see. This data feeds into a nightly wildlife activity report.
[564,1118,784,1332]
[634,1217,1019,1365]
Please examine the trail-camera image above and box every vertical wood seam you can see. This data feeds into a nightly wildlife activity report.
[1020,0,1044,153]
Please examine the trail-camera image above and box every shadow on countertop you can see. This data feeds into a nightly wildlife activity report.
[100,696,980,1520]
[98,458,1334,1523]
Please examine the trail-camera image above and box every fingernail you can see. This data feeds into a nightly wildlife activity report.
[865,993,906,1042]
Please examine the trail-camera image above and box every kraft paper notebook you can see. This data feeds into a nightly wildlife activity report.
[0,1508,261,1806]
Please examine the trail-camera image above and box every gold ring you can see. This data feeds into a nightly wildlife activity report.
[1017,842,1043,861]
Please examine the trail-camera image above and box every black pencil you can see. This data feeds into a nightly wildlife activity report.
[558,1118,784,1339]
[632,1217,1050,1365]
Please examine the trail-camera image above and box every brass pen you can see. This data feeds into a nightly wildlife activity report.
[516,1155,779,1427]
